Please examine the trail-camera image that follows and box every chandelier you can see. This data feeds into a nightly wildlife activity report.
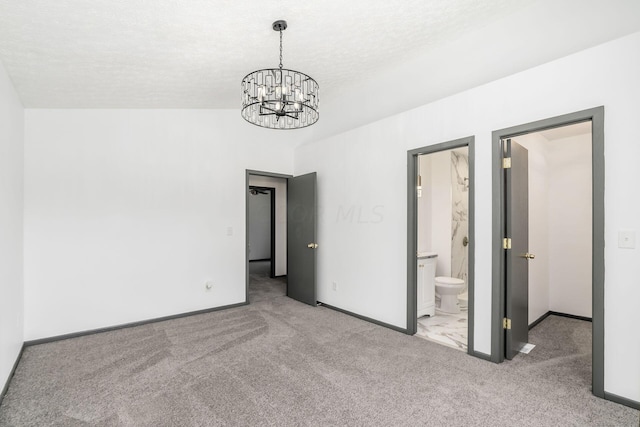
[241,20,319,129]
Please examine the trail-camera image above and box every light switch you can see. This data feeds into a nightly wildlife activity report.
[618,230,636,249]
[226,227,233,236]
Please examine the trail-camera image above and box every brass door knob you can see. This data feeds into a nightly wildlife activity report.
[524,253,536,259]
[307,243,319,249]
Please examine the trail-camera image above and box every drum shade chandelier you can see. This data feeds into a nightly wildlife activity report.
[241,20,319,129]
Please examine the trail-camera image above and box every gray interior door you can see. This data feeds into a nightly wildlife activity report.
[504,139,529,359]
[287,172,317,306]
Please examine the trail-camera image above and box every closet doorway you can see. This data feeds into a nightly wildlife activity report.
[491,107,605,399]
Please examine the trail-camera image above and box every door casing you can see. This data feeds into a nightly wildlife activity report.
[490,107,605,399]
[406,136,478,358]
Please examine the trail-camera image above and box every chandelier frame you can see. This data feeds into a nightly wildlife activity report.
[241,20,319,130]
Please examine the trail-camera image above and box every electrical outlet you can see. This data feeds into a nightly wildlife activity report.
[205,281,213,292]
[332,281,338,291]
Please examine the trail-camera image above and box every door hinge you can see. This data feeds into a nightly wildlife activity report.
[503,238,512,249]
[502,157,512,169]
[503,318,512,330]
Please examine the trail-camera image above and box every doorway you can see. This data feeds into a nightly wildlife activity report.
[248,185,276,277]
[247,172,289,303]
[514,122,593,331]
[245,170,318,307]
[407,136,477,356]
[491,107,604,399]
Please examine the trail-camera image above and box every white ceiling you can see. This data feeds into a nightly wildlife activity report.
[0,0,533,108]
[0,0,639,118]
[539,121,591,141]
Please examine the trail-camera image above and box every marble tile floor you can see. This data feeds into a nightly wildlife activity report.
[416,308,468,352]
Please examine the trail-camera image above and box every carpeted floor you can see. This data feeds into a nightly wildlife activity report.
[0,263,637,426]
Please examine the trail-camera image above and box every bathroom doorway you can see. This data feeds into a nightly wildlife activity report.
[406,136,476,355]
[491,107,604,399]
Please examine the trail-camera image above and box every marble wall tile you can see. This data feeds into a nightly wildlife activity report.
[451,150,469,287]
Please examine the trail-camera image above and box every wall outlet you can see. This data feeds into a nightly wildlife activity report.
[332,281,338,291]
[205,281,213,292]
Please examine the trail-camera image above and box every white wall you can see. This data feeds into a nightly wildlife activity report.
[248,175,287,276]
[295,32,640,402]
[548,134,592,317]
[417,155,432,253]
[247,191,271,260]
[0,61,24,393]
[23,109,296,340]
[418,151,452,276]
[514,133,551,325]
[517,132,592,324]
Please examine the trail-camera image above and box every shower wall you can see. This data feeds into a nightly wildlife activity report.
[418,151,452,276]
[451,150,468,287]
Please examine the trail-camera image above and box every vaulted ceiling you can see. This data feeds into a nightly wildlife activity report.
[1,0,639,139]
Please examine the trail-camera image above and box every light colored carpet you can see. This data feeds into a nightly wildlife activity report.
[1,264,637,426]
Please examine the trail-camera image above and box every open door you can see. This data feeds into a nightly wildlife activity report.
[504,139,529,359]
[287,172,317,306]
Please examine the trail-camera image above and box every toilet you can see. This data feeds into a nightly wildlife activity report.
[435,276,465,314]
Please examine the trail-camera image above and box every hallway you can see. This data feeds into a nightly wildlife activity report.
[248,260,286,303]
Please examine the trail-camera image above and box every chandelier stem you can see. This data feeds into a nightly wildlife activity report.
[279,29,283,69]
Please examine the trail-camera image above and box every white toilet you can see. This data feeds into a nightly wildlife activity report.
[435,276,466,314]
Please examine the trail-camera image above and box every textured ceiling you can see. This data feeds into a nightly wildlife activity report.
[0,0,539,108]
[1,0,640,115]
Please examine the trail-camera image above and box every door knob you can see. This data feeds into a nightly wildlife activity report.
[462,236,469,247]
[524,253,535,259]
[307,243,318,249]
